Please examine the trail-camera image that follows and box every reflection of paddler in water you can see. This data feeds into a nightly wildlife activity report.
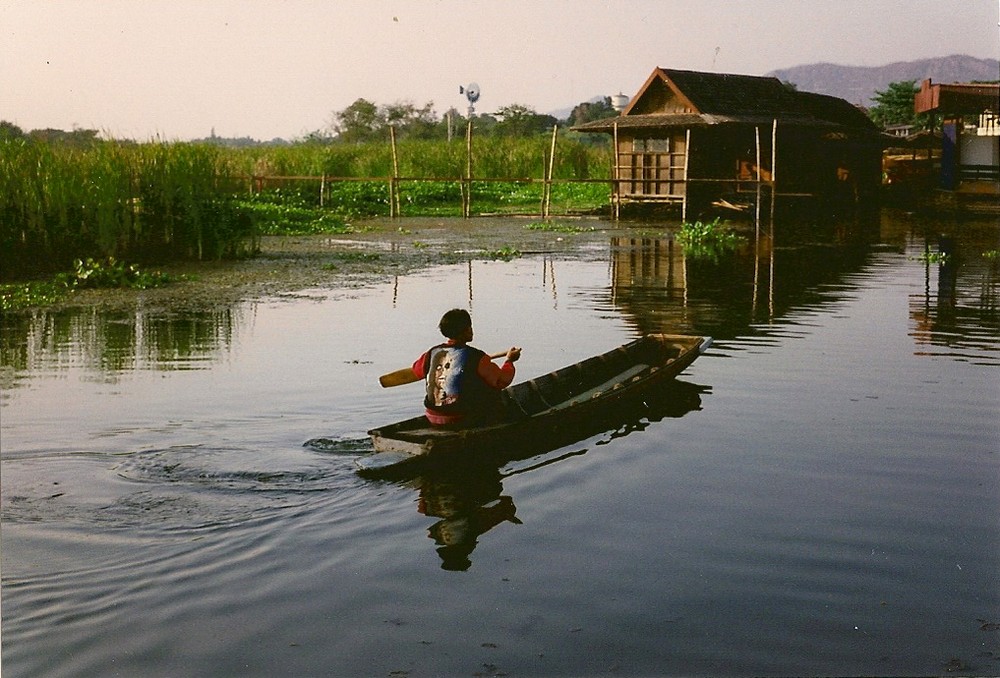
[416,466,522,571]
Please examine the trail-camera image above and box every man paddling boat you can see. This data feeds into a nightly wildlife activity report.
[411,308,521,427]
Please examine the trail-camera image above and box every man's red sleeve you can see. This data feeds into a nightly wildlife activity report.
[412,352,429,380]
[477,355,515,389]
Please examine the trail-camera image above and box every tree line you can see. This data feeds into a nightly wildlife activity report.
[304,96,618,145]
[5,79,980,150]
[0,95,619,149]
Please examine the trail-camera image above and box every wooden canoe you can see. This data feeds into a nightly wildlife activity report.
[362,334,711,475]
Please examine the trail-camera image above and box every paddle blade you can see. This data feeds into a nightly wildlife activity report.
[379,367,421,388]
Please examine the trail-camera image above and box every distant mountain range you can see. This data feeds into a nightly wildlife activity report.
[766,54,999,106]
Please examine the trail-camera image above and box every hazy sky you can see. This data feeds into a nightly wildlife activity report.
[3,0,998,141]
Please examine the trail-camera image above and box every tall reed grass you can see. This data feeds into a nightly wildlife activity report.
[0,139,253,278]
[232,135,610,181]
[1,134,611,280]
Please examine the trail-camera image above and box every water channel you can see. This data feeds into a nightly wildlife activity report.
[2,212,998,677]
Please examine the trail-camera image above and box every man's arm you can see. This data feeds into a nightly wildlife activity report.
[477,351,517,389]
[412,352,429,380]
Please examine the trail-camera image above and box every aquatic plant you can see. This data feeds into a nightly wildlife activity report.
[1,257,179,311]
[0,281,68,312]
[56,257,175,290]
[524,221,596,234]
[916,250,950,264]
[478,246,522,261]
[236,191,352,235]
[675,218,746,260]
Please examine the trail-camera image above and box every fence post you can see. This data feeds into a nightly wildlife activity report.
[543,125,558,218]
[464,120,473,218]
[389,125,400,218]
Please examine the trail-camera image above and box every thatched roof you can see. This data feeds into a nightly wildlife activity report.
[573,68,879,135]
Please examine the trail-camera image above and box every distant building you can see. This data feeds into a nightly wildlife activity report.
[572,67,884,219]
[913,78,1000,206]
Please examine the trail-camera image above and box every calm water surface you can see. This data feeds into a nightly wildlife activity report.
[2,213,999,677]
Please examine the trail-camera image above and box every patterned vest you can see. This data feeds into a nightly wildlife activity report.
[423,344,488,416]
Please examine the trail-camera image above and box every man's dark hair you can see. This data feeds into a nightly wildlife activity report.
[439,308,472,339]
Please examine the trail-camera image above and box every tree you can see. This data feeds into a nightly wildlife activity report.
[331,98,441,142]
[868,80,929,130]
[382,101,438,139]
[493,104,557,137]
[27,127,101,147]
[566,97,616,127]
[333,98,384,143]
[0,121,26,141]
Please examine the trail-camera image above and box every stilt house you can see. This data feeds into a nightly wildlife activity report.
[913,78,999,208]
[572,68,884,218]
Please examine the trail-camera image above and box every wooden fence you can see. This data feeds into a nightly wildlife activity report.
[247,122,614,219]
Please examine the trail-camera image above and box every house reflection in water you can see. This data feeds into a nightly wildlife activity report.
[608,233,777,337]
[605,224,890,341]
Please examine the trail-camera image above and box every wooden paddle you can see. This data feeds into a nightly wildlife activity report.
[379,350,510,388]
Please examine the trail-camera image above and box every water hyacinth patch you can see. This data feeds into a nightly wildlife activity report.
[675,218,746,260]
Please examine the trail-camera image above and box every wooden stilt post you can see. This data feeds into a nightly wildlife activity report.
[320,173,326,208]
[682,128,691,222]
[755,126,762,231]
[544,125,558,218]
[612,121,620,221]
[770,118,777,232]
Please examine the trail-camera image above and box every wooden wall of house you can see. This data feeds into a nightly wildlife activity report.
[615,131,688,200]
[610,122,883,215]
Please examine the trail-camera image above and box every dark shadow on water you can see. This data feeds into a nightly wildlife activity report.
[378,379,707,571]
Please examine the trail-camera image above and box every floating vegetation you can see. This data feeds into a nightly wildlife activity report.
[524,221,596,234]
[0,257,180,312]
[478,246,522,261]
[675,218,746,260]
[55,257,175,290]
[915,250,951,264]
[982,249,999,262]
[0,282,67,312]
